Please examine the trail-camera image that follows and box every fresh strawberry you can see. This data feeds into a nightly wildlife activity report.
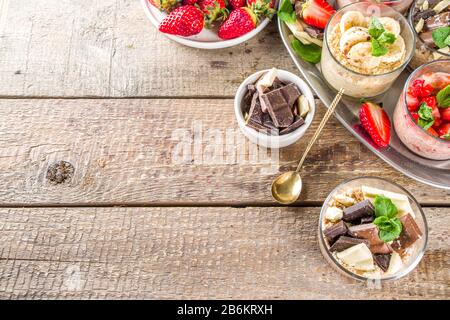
[440,107,450,122]
[437,123,450,139]
[159,5,204,36]
[198,0,228,27]
[182,0,197,4]
[359,102,391,148]
[422,96,437,108]
[218,7,257,40]
[410,79,424,97]
[411,112,419,123]
[300,0,336,29]
[431,104,441,127]
[427,127,439,137]
[406,90,420,112]
[149,0,182,12]
[421,84,434,97]
[229,0,246,9]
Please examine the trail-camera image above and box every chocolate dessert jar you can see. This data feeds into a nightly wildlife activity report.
[318,177,428,282]
[409,0,450,69]
[321,2,415,99]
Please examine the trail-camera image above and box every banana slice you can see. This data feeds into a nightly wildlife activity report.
[347,42,381,70]
[340,11,366,33]
[382,35,405,64]
[378,17,401,37]
[339,27,371,54]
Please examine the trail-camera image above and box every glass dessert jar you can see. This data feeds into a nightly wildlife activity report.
[393,60,450,160]
[318,177,428,282]
[409,0,450,69]
[321,2,415,99]
[336,0,414,14]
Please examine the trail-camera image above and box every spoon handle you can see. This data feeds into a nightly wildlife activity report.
[295,88,344,172]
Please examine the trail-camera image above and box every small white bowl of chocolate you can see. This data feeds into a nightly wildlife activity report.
[234,68,316,148]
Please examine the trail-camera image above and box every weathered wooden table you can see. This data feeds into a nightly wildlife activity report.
[0,0,448,299]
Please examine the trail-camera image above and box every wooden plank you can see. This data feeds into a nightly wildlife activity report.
[0,207,448,299]
[0,98,448,205]
[0,0,296,98]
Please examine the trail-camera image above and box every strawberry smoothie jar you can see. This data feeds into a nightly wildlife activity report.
[394,60,450,160]
[321,2,415,98]
[336,0,414,14]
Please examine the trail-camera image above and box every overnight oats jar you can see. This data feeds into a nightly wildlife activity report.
[336,0,414,14]
[393,60,450,160]
[319,177,428,282]
[321,2,415,99]
[409,0,450,69]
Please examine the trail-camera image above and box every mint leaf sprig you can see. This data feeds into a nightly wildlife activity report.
[368,17,397,57]
[436,84,450,108]
[417,103,435,130]
[373,195,402,243]
[432,26,450,49]
[277,0,296,23]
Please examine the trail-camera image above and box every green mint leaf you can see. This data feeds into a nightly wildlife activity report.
[371,38,388,57]
[291,38,321,64]
[445,34,450,46]
[417,103,435,129]
[432,27,450,49]
[378,32,396,45]
[368,17,385,38]
[374,195,398,218]
[278,0,296,23]
[373,216,391,230]
[374,216,403,243]
[436,84,450,108]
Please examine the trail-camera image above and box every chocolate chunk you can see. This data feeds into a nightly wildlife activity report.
[246,119,268,132]
[260,89,293,128]
[271,77,285,90]
[247,92,264,125]
[280,83,301,107]
[348,223,393,254]
[329,236,369,252]
[305,26,324,39]
[243,85,257,112]
[396,214,422,249]
[360,215,374,224]
[414,9,436,22]
[420,30,436,48]
[342,200,374,223]
[374,254,391,272]
[279,117,305,135]
[425,12,450,30]
[324,221,348,244]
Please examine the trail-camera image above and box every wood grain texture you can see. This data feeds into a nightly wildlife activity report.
[0,0,296,98]
[0,98,448,205]
[0,207,448,299]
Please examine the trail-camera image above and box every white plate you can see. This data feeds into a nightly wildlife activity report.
[141,0,273,49]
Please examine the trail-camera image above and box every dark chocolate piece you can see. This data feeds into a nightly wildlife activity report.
[414,9,436,22]
[397,213,422,249]
[305,26,324,39]
[348,223,392,254]
[343,199,374,223]
[260,89,293,128]
[420,30,436,48]
[280,83,301,107]
[247,92,264,125]
[279,117,305,135]
[246,119,268,132]
[324,221,348,244]
[329,236,369,252]
[425,12,450,30]
[373,254,391,272]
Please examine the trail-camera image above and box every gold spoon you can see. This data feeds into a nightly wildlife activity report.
[271,88,345,205]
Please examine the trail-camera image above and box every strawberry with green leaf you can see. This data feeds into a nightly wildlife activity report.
[198,0,229,27]
[159,5,204,36]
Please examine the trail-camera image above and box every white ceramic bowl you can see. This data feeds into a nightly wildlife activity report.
[234,69,316,148]
[141,0,273,49]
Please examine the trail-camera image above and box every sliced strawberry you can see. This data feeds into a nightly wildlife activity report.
[440,107,450,122]
[431,104,441,127]
[301,0,335,29]
[437,123,450,139]
[422,96,437,108]
[410,79,424,97]
[410,112,419,123]
[427,127,439,137]
[406,91,420,112]
[359,102,391,148]
[420,84,434,97]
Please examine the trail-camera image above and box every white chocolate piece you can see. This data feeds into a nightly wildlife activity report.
[336,243,375,271]
[361,186,415,218]
[298,95,310,118]
[386,252,403,275]
[325,206,343,222]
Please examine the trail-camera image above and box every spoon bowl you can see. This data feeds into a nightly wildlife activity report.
[271,171,303,205]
